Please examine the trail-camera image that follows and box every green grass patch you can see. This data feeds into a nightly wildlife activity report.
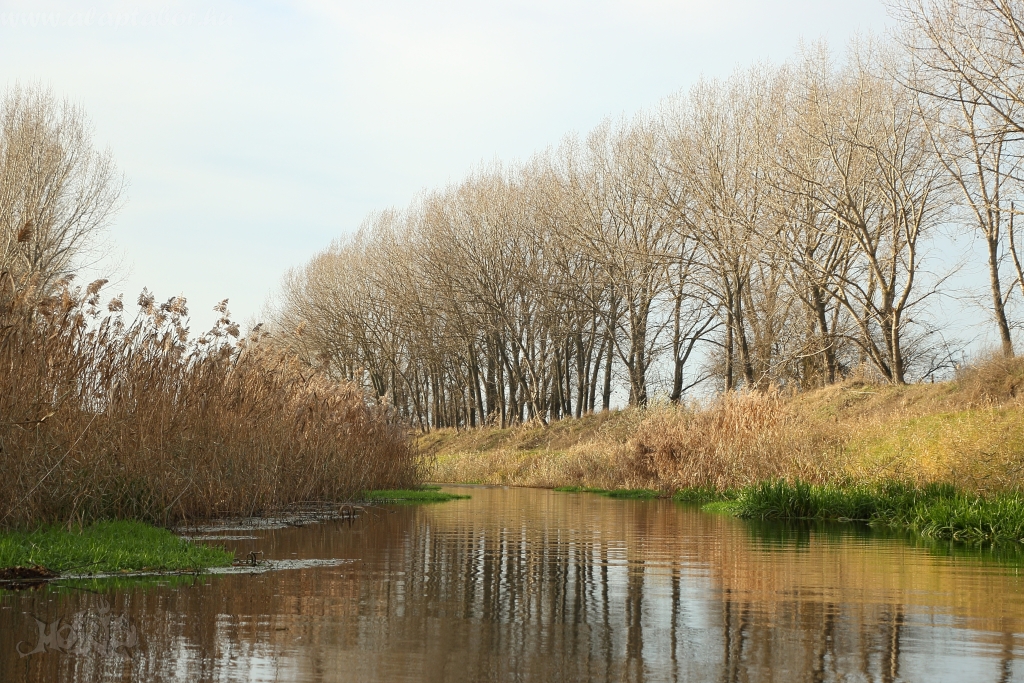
[362,488,470,503]
[0,520,233,574]
[732,479,1024,543]
[605,489,660,499]
[701,501,742,514]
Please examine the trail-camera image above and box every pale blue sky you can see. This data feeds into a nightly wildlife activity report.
[0,0,894,330]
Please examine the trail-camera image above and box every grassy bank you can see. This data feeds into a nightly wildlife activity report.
[421,358,1024,543]
[729,480,1024,543]
[421,357,1024,496]
[0,521,233,576]
[553,480,1024,543]
[422,410,640,490]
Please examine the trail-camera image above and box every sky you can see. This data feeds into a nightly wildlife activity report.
[0,0,897,332]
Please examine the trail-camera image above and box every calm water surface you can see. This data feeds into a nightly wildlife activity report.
[2,485,1024,682]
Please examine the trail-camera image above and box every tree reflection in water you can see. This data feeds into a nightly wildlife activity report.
[2,485,1023,682]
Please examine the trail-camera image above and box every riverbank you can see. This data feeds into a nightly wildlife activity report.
[725,480,1024,543]
[422,357,1024,495]
[0,490,473,582]
[554,481,1024,544]
[421,358,1024,542]
[0,521,233,579]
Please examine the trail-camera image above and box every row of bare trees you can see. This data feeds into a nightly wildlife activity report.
[272,1,1024,430]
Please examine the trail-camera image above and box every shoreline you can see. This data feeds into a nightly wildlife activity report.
[0,488,470,586]
[5,481,1021,589]
[420,369,1024,546]
[0,520,234,587]
[548,482,1024,544]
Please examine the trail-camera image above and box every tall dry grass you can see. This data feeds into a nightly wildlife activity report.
[428,442,635,489]
[0,275,417,529]
[623,358,1024,493]
[629,391,845,491]
[422,410,642,489]
[422,395,832,492]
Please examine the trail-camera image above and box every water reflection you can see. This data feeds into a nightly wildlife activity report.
[2,485,1023,682]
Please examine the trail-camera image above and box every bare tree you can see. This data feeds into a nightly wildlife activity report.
[788,45,952,384]
[0,85,122,295]
[896,0,1024,355]
[558,120,682,406]
[893,0,1024,138]
[272,35,979,425]
[665,66,796,390]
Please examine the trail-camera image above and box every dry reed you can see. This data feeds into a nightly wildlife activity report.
[0,274,417,529]
[428,442,635,489]
[629,391,844,491]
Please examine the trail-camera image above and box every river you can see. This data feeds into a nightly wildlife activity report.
[2,485,1023,682]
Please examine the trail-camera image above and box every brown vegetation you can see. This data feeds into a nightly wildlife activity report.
[628,390,838,491]
[0,276,417,529]
[424,357,1024,494]
[0,85,416,530]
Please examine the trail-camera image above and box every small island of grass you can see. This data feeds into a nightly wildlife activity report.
[0,520,233,579]
[554,486,661,500]
[700,501,743,515]
[362,486,470,504]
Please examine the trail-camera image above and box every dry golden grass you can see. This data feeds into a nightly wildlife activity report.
[423,358,1024,495]
[423,411,641,489]
[0,275,417,529]
[629,390,846,490]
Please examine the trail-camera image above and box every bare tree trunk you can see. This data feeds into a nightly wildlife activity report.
[734,283,755,387]
[986,232,1015,357]
[589,330,606,412]
[602,328,614,411]
[724,303,735,392]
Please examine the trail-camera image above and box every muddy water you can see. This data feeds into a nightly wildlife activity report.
[2,485,1024,682]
